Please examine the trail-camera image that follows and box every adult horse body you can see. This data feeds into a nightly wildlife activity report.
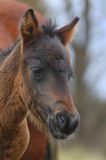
[0,1,80,160]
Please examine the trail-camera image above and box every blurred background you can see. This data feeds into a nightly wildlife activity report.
[21,0,106,159]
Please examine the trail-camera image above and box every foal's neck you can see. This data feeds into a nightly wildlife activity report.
[0,42,22,98]
[0,41,27,129]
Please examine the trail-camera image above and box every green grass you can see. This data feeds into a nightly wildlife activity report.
[58,146,105,160]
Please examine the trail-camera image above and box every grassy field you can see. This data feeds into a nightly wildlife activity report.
[58,145,105,160]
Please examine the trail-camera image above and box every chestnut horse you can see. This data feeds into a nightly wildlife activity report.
[0,1,80,160]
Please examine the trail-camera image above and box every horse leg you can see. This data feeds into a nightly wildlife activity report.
[45,140,57,160]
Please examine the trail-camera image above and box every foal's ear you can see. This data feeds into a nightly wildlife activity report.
[20,9,39,42]
[56,17,79,45]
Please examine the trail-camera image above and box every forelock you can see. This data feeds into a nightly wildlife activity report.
[42,19,57,38]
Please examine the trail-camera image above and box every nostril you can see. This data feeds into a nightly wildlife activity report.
[56,112,69,129]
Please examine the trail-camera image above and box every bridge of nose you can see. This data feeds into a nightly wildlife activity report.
[48,81,77,113]
[50,98,77,114]
[41,78,77,116]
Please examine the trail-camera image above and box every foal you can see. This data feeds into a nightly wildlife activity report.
[0,9,79,160]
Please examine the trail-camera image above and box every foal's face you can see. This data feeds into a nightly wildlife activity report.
[21,9,80,139]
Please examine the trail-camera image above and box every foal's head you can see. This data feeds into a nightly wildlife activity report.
[20,9,79,139]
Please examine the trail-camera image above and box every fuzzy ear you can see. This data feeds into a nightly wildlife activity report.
[20,9,39,42]
[56,17,79,45]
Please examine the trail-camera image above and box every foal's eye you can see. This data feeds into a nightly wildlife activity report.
[33,68,43,79]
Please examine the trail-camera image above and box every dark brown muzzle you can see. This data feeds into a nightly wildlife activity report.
[48,106,80,139]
